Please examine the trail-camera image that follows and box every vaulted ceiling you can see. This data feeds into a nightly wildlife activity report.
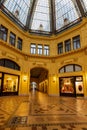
[0,0,87,35]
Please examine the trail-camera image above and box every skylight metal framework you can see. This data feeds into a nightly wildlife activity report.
[0,0,87,35]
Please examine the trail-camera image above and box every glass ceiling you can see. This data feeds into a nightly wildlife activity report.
[1,0,87,35]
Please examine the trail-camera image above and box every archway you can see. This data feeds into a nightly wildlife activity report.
[30,67,48,93]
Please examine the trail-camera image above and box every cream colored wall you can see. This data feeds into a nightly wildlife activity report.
[1,11,87,97]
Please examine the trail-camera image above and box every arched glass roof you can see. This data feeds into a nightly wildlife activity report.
[0,0,87,35]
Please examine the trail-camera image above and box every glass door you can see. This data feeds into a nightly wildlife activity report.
[75,76,84,97]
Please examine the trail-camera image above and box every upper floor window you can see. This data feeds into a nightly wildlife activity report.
[17,37,22,50]
[38,44,42,55]
[9,32,16,46]
[65,39,71,52]
[73,35,80,50]
[58,42,63,54]
[30,44,36,54]
[44,45,49,56]
[0,25,8,42]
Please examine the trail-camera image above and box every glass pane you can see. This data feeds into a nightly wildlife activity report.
[65,65,73,72]
[55,0,81,30]
[4,0,33,25]
[37,44,42,55]
[9,32,16,46]
[58,42,63,54]
[80,0,87,12]
[31,0,51,32]
[0,25,8,41]
[60,77,75,94]
[44,45,49,55]
[17,38,22,50]
[65,39,71,52]
[59,67,64,73]
[3,74,18,92]
[30,44,36,54]
[75,65,82,71]
[73,35,80,50]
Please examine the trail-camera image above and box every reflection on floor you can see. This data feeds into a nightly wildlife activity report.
[0,91,87,129]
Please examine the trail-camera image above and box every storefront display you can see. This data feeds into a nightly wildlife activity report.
[0,72,19,96]
[59,76,84,97]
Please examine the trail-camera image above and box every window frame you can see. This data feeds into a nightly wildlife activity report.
[73,35,80,50]
[44,45,49,56]
[30,43,36,54]
[9,32,16,46]
[37,44,43,55]
[65,39,71,52]
[17,37,22,50]
[58,42,63,54]
[0,25,8,42]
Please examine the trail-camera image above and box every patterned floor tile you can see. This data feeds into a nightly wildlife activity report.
[0,91,87,130]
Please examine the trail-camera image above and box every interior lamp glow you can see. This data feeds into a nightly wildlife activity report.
[23,76,27,82]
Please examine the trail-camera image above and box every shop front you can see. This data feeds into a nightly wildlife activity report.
[0,72,19,96]
[59,76,84,97]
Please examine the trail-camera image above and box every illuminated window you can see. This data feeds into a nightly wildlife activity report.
[37,44,43,55]
[44,45,49,56]
[30,43,36,54]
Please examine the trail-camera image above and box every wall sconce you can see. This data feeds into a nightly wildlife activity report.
[23,76,27,82]
[53,76,56,82]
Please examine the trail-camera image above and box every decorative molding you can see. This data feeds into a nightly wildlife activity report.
[32,62,36,65]
[24,55,28,61]
[6,53,16,59]
[51,59,55,63]
[84,48,87,55]
[2,51,6,56]
[32,62,46,66]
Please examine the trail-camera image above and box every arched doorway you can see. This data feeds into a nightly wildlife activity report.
[30,67,48,93]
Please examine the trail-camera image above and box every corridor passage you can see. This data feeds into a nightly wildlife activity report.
[0,91,87,130]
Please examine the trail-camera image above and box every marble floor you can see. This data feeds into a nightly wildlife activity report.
[0,91,87,130]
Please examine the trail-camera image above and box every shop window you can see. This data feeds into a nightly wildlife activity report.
[17,37,22,50]
[65,39,71,52]
[3,74,19,93]
[0,59,20,70]
[44,45,49,56]
[59,64,82,73]
[57,42,63,54]
[30,43,36,54]
[37,44,43,55]
[9,32,16,46]
[73,35,80,50]
[60,77,75,94]
[0,25,8,42]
